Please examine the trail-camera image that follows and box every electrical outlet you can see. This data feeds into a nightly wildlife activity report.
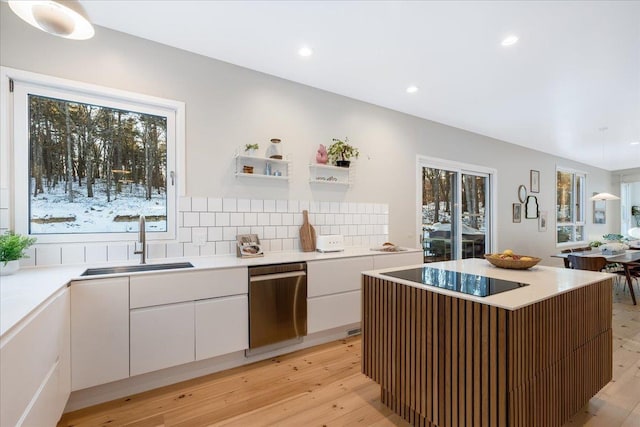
[193,229,207,246]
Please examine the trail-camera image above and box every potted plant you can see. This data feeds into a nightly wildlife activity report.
[244,143,259,156]
[328,137,359,168]
[0,231,36,275]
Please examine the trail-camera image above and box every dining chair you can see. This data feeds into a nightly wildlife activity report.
[562,247,593,269]
[567,254,608,272]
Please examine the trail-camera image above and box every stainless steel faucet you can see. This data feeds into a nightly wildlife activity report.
[134,215,146,264]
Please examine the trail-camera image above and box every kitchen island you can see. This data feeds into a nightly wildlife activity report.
[362,259,614,427]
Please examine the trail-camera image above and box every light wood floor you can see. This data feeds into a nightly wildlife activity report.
[59,285,640,427]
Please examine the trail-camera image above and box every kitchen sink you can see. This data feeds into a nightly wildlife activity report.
[81,262,194,276]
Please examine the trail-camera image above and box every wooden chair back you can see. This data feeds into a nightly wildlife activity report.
[562,247,592,268]
[567,254,608,272]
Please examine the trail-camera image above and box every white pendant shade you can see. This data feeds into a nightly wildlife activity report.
[589,192,620,201]
[8,1,94,40]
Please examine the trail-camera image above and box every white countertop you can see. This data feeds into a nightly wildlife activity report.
[363,258,616,311]
[1,247,420,338]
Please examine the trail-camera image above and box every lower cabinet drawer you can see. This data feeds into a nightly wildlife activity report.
[307,290,361,334]
[195,295,248,361]
[130,302,195,376]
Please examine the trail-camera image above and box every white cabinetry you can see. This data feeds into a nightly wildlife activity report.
[129,267,248,376]
[1,287,70,427]
[70,277,129,391]
[195,295,248,360]
[372,251,423,270]
[130,302,195,376]
[306,256,373,333]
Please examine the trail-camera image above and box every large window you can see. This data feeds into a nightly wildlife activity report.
[556,167,586,245]
[3,67,185,243]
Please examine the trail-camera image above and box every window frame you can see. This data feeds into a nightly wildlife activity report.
[556,166,587,247]
[1,66,185,243]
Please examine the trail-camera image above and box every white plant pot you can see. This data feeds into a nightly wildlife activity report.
[244,149,257,157]
[0,260,20,276]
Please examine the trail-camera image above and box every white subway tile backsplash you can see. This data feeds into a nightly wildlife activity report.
[276,200,288,213]
[281,213,293,226]
[62,245,85,265]
[244,212,257,226]
[223,227,237,241]
[20,247,36,267]
[237,198,251,212]
[208,227,223,241]
[250,199,264,212]
[183,212,200,227]
[179,196,191,212]
[257,213,270,226]
[223,198,237,212]
[147,243,167,259]
[191,197,207,212]
[269,213,282,226]
[26,195,389,267]
[270,239,283,251]
[200,212,216,227]
[200,243,215,257]
[263,226,276,239]
[282,239,294,251]
[107,244,129,262]
[230,212,244,226]
[85,244,108,263]
[36,245,62,266]
[215,241,231,255]
[184,243,201,257]
[178,227,192,243]
[166,242,184,258]
[263,199,276,212]
[276,226,288,239]
[215,212,230,227]
[208,197,223,212]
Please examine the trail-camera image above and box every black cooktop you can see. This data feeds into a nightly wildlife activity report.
[381,267,529,297]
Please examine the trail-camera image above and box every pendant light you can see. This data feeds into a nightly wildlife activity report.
[8,1,94,40]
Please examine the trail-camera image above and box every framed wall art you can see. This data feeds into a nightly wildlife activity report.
[539,211,548,232]
[530,170,540,193]
[513,203,522,223]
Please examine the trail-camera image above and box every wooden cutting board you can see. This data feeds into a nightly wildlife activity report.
[299,210,316,252]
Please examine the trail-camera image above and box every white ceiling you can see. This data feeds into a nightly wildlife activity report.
[77,0,640,171]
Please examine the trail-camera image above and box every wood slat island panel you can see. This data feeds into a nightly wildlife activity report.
[362,275,612,427]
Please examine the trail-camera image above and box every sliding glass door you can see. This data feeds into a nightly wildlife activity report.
[418,157,495,263]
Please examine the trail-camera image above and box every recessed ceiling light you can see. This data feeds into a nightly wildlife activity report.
[501,35,519,46]
[631,142,640,146]
[298,46,313,57]
[406,86,419,94]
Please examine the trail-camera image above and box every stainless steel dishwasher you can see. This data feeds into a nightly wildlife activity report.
[248,262,307,350]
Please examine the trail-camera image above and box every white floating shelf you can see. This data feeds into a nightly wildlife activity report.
[309,179,349,186]
[236,155,290,165]
[308,163,349,171]
[235,172,289,180]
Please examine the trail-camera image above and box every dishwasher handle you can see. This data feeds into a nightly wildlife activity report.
[250,271,306,282]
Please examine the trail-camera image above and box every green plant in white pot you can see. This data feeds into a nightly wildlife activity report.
[328,137,359,168]
[0,231,36,275]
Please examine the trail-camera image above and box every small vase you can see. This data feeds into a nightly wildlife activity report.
[0,260,20,276]
[266,138,283,159]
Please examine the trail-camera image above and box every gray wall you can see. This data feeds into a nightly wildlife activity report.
[0,3,620,265]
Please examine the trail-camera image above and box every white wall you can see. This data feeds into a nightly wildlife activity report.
[0,3,621,266]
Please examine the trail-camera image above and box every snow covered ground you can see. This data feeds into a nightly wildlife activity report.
[30,179,167,234]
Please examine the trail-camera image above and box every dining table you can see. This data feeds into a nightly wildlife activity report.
[553,249,639,305]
